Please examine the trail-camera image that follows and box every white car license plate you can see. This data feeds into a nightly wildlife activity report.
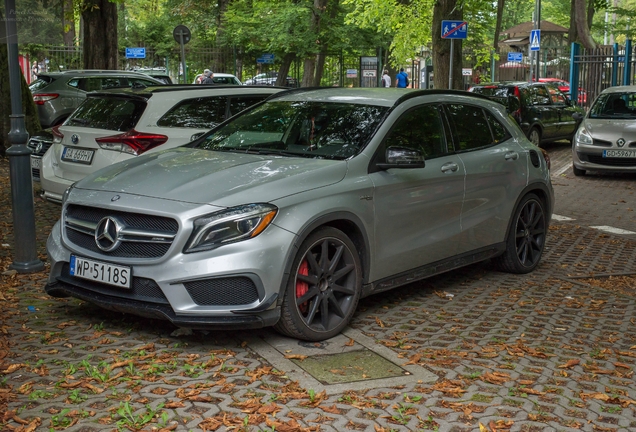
[62,147,95,164]
[30,157,41,169]
[603,150,636,158]
[70,255,131,288]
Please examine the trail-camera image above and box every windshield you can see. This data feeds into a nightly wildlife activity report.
[589,92,636,119]
[193,101,388,160]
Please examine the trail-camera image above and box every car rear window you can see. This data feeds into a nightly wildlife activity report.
[65,96,146,131]
[470,86,512,98]
[29,76,54,92]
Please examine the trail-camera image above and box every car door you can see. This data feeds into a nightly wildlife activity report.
[547,86,580,139]
[370,104,465,275]
[530,85,560,140]
[444,103,528,253]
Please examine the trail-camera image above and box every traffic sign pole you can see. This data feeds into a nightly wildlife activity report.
[449,40,454,89]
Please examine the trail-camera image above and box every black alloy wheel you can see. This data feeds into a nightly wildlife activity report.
[275,227,362,341]
[494,194,547,274]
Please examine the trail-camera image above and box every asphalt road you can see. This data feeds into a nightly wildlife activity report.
[1,142,635,432]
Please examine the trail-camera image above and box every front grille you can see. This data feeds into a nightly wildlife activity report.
[585,155,636,167]
[183,277,260,306]
[592,139,612,147]
[61,263,169,304]
[32,168,41,180]
[64,205,178,259]
[27,136,53,156]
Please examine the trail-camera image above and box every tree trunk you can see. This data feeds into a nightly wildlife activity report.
[82,0,118,69]
[574,0,596,49]
[432,0,463,90]
[276,53,295,87]
[493,0,505,52]
[62,0,76,46]
[214,0,232,72]
[0,11,41,156]
[568,0,578,44]
[301,0,328,87]
[313,51,326,86]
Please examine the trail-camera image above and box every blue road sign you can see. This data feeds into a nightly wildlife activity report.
[257,53,275,64]
[507,52,523,62]
[125,47,146,59]
[530,29,541,51]
[441,20,468,39]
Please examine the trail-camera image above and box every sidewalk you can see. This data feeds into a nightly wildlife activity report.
[1,157,636,431]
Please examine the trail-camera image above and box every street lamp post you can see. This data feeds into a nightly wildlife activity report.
[4,0,44,273]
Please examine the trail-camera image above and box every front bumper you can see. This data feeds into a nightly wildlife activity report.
[46,196,298,329]
[572,144,636,173]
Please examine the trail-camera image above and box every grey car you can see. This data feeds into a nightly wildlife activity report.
[29,70,165,128]
[572,85,636,176]
[45,88,554,341]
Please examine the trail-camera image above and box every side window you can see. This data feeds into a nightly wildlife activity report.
[100,78,125,89]
[533,86,551,105]
[67,79,80,88]
[547,86,567,104]
[383,105,447,159]
[446,104,493,151]
[129,78,158,88]
[228,96,266,117]
[485,111,511,143]
[81,78,102,92]
[157,96,229,128]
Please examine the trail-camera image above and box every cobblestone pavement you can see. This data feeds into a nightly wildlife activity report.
[1,145,636,432]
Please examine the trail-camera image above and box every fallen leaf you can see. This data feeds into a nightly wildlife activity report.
[284,354,308,361]
[558,359,580,369]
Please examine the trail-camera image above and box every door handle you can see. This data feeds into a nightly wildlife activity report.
[504,151,519,161]
[441,162,459,173]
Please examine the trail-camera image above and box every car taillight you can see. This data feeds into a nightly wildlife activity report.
[95,129,168,156]
[540,147,551,170]
[33,94,59,105]
[51,125,64,143]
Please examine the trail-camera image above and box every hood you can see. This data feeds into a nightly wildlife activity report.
[583,118,636,143]
[74,147,347,206]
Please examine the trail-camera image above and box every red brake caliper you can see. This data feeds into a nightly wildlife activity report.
[296,260,309,313]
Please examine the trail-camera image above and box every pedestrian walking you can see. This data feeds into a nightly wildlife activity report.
[200,69,215,84]
[395,68,409,88]
[382,70,391,88]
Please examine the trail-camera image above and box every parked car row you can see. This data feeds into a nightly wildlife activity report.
[30,73,635,341]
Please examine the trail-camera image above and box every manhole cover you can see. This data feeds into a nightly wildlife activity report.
[289,348,408,384]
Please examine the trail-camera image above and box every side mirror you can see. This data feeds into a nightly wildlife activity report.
[377,146,425,170]
[572,112,584,122]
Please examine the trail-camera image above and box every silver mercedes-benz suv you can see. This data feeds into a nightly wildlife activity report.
[45,88,554,341]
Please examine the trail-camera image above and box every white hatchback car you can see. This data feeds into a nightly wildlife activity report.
[40,85,283,203]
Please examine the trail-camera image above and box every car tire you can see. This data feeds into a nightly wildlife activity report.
[528,127,541,147]
[493,193,547,274]
[275,226,362,341]
[572,165,586,176]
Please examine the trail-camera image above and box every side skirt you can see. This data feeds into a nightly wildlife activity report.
[361,243,506,298]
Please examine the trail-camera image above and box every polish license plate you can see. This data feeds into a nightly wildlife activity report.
[70,255,131,288]
[603,150,636,158]
[62,147,94,164]
[31,157,41,169]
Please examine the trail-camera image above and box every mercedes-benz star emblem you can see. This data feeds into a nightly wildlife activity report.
[111,195,120,202]
[617,138,626,147]
[34,142,43,154]
[94,217,122,252]
[71,134,79,144]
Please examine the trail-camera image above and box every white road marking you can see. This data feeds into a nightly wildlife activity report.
[590,226,636,235]
[552,214,575,221]
[552,163,572,177]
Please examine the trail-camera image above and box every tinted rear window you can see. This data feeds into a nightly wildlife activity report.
[157,96,229,128]
[65,97,146,131]
[470,86,513,98]
[29,77,54,92]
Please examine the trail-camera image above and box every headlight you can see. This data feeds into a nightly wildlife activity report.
[184,204,278,253]
[61,184,74,206]
[575,127,593,146]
